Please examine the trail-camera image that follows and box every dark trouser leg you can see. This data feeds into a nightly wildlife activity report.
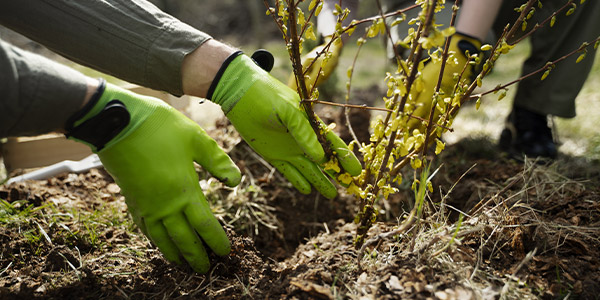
[494,0,600,158]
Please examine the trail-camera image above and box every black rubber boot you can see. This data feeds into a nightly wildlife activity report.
[498,106,558,160]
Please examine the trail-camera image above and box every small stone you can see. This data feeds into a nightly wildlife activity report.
[106,183,121,194]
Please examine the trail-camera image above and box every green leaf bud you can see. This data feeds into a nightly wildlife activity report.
[480,44,493,51]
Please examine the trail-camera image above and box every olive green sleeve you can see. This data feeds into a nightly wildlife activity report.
[0,0,211,96]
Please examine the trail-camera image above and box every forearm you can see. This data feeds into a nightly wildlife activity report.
[456,0,503,41]
[0,0,210,96]
[317,0,359,42]
[181,39,236,98]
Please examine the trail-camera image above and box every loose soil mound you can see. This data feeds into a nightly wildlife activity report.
[1,127,599,299]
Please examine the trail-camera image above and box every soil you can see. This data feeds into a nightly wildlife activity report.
[1,113,599,300]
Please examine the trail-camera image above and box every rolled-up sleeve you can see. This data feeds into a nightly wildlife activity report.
[0,0,211,96]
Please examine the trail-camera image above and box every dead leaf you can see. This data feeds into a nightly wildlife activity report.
[387,275,403,294]
[290,279,333,299]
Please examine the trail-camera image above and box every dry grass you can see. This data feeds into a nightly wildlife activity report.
[329,154,600,299]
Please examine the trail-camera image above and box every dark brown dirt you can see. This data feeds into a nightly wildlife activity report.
[1,131,599,299]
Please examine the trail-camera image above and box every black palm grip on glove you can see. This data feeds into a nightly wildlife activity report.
[66,100,130,151]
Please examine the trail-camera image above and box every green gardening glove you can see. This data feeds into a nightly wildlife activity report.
[408,32,481,134]
[66,80,241,273]
[208,51,362,199]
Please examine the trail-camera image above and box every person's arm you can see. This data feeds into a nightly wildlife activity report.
[0,0,209,97]
[181,39,236,98]
[0,40,90,137]
[1,0,361,274]
[456,0,503,41]
[0,34,240,274]
[317,0,359,43]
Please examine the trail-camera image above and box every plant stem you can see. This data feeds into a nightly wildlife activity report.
[355,0,438,249]
[304,99,393,112]
[285,0,334,158]
[344,31,369,146]
[421,0,460,157]
[509,0,575,45]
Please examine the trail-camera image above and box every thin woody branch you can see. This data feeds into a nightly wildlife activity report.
[354,0,438,249]
[510,0,576,45]
[421,0,460,157]
[474,35,600,99]
[279,0,335,159]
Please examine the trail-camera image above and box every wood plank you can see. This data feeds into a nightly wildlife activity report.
[2,135,92,172]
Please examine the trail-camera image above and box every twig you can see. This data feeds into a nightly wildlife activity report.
[0,262,12,277]
[265,0,335,159]
[500,248,537,298]
[305,99,393,112]
[35,221,53,246]
[421,0,460,157]
[343,4,420,31]
[473,35,600,100]
[503,0,538,45]
[509,0,575,45]
[344,30,369,146]
[468,176,523,216]
[299,0,320,38]
[444,0,540,118]
[375,0,403,65]
[357,206,417,271]
[377,0,437,171]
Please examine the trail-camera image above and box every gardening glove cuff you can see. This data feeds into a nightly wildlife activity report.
[65,79,158,153]
[453,32,482,59]
[206,52,260,114]
[430,31,482,85]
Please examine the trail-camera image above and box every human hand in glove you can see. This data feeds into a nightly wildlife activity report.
[208,51,361,200]
[66,80,241,273]
[408,32,481,134]
[287,36,343,92]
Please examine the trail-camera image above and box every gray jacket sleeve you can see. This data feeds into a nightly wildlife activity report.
[0,0,212,137]
[0,0,211,96]
[0,40,88,137]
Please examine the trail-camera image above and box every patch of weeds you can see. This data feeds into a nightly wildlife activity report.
[83,220,102,249]
[203,175,282,239]
[0,199,41,225]
[22,227,45,255]
[50,205,121,252]
[99,202,129,227]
